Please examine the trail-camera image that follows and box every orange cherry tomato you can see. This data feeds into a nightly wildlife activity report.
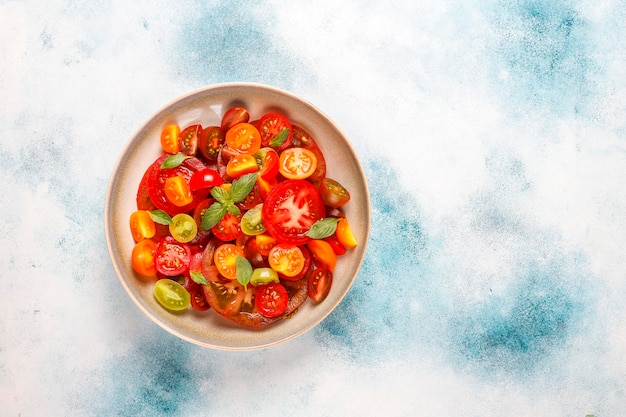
[160,124,180,154]
[278,147,318,180]
[268,244,305,278]
[307,239,337,272]
[164,175,193,207]
[213,243,244,280]
[225,122,261,154]
[131,239,157,276]
[255,233,278,257]
[129,210,156,242]
[336,218,357,248]
[226,153,259,178]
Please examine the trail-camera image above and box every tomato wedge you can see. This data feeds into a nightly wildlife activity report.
[179,124,200,155]
[262,179,325,245]
[307,267,333,303]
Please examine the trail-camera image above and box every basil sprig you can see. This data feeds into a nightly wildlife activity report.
[201,173,258,230]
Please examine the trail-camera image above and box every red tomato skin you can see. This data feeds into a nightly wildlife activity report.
[262,179,325,246]
[154,236,192,276]
[307,267,333,303]
[211,211,243,242]
[221,106,250,132]
[258,113,293,150]
[255,282,289,317]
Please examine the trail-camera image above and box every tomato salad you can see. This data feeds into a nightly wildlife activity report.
[129,106,357,328]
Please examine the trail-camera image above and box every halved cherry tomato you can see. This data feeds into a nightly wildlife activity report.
[255,233,278,257]
[147,155,209,215]
[324,234,347,255]
[255,282,289,317]
[320,177,351,208]
[169,213,198,243]
[237,183,262,210]
[241,203,266,236]
[291,124,326,185]
[189,285,210,311]
[256,147,280,180]
[189,167,223,191]
[279,147,317,180]
[164,175,193,207]
[212,211,243,241]
[179,124,200,155]
[132,239,157,276]
[197,126,225,160]
[160,124,181,154]
[336,218,357,248]
[307,239,337,272]
[226,153,259,178]
[258,113,292,150]
[279,245,311,281]
[307,267,333,303]
[129,210,156,242]
[262,179,325,245]
[221,106,250,131]
[154,236,191,276]
[213,243,244,279]
[154,278,190,311]
[225,122,261,154]
[193,198,214,228]
[268,244,305,278]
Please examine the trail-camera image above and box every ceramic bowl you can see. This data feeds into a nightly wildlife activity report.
[105,83,370,350]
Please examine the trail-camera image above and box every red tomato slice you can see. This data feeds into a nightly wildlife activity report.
[202,265,308,327]
[290,124,326,186]
[179,124,201,155]
[197,126,225,161]
[307,267,333,303]
[154,236,191,276]
[147,155,209,215]
[279,245,311,281]
[255,282,289,317]
[190,285,211,311]
[258,113,293,150]
[262,179,325,245]
[211,211,243,242]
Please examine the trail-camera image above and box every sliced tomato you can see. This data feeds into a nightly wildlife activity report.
[256,175,277,200]
[221,106,250,132]
[129,210,156,242]
[189,285,211,311]
[279,245,311,281]
[307,239,337,272]
[268,244,305,278]
[197,126,225,161]
[255,282,289,317]
[258,113,293,150]
[154,236,191,276]
[164,175,193,207]
[226,153,259,178]
[320,177,350,208]
[136,162,157,211]
[169,213,198,243]
[160,124,181,154]
[336,218,357,248]
[255,233,278,257]
[278,147,318,180]
[213,243,244,279]
[324,234,347,255]
[256,147,279,180]
[132,239,157,277]
[262,179,325,245]
[225,122,261,154]
[193,198,214,228]
[290,124,326,185]
[307,267,333,303]
[179,124,200,155]
[212,211,243,242]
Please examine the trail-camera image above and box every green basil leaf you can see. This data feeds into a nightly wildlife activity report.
[161,153,191,169]
[201,201,227,230]
[269,128,290,148]
[306,217,340,239]
[230,172,258,203]
[235,256,253,291]
[225,202,241,217]
[190,270,209,286]
[211,186,230,204]
[150,209,173,225]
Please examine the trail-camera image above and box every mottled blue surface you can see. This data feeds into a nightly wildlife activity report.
[2,0,625,415]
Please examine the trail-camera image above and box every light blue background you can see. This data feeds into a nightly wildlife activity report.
[1,1,625,415]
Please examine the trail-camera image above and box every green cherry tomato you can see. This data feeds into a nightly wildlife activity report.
[169,213,198,243]
[241,203,266,236]
[154,279,190,311]
[250,267,280,287]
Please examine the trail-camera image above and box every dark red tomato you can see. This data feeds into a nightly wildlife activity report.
[324,234,347,255]
[136,162,157,211]
[197,126,225,161]
[255,282,289,317]
[189,167,223,191]
[179,124,201,155]
[221,106,250,132]
[211,211,243,241]
[307,267,333,303]
[291,124,326,186]
[262,179,325,245]
[279,245,312,281]
[201,265,308,327]
[190,286,210,311]
[147,155,209,215]
[258,113,293,150]
[154,236,192,276]
[236,183,262,210]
